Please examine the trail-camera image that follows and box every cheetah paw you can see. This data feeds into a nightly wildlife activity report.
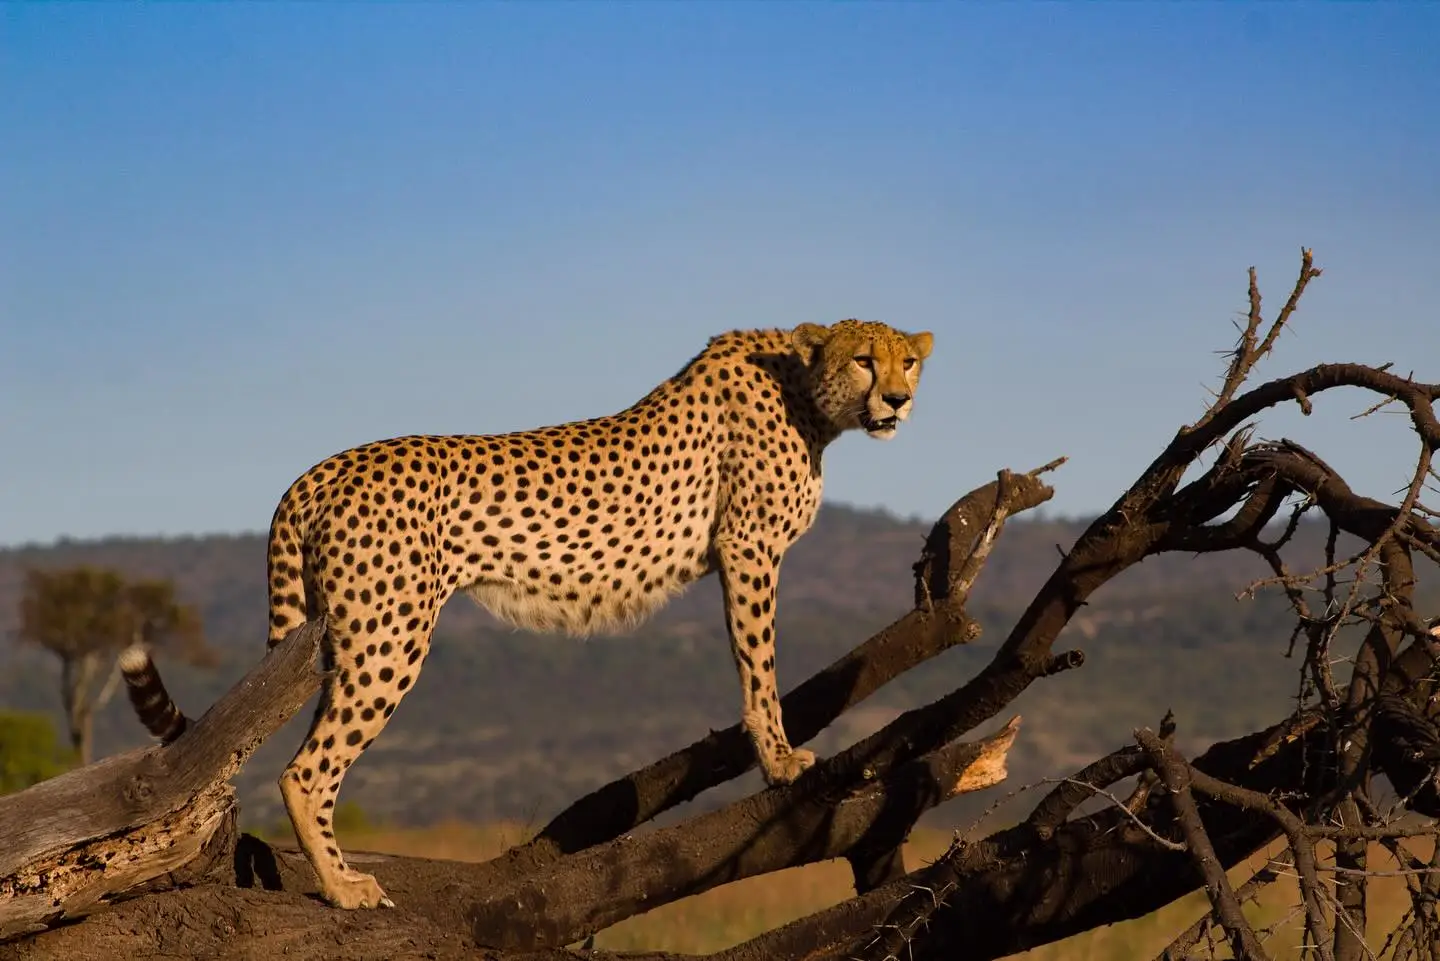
[763,747,817,786]
[324,871,393,910]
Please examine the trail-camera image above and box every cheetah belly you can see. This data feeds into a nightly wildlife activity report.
[460,546,712,638]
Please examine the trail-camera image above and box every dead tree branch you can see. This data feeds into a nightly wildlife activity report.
[466,718,1020,951]
[0,619,327,939]
[1136,727,1281,961]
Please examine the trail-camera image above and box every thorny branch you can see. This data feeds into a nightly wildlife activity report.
[1137,728,1276,961]
[1153,853,1291,961]
[1200,248,1324,429]
[771,249,1440,961]
[1094,252,1439,961]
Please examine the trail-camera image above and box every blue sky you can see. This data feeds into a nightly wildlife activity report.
[2,3,1437,546]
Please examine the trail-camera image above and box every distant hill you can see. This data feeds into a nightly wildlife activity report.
[2,503,1428,831]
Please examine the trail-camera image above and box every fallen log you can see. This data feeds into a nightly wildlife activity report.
[465,716,1020,950]
[0,619,328,940]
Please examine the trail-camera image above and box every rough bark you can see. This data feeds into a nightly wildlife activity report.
[716,720,1304,961]
[465,718,1019,951]
[0,619,328,939]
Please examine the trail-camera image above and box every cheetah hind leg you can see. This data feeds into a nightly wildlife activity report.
[279,747,394,908]
[277,620,426,909]
[278,707,397,909]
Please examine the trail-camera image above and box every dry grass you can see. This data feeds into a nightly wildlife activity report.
[341,821,1435,958]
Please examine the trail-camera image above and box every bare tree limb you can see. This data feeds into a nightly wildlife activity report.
[466,718,1021,951]
[1136,728,1274,961]
[1152,855,1290,961]
[0,619,327,938]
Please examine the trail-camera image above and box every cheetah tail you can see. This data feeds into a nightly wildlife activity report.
[118,645,190,744]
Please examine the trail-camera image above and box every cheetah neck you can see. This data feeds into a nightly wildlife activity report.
[656,328,842,455]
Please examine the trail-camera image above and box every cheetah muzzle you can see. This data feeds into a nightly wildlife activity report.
[120,318,933,911]
[859,410,900,436]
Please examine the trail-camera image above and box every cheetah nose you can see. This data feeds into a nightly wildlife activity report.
[882,393,911,410]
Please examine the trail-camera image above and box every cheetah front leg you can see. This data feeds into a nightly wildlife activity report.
[715,541,816,785]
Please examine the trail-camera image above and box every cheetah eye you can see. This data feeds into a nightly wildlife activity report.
[853,356,874,370]
[902,357,917,371]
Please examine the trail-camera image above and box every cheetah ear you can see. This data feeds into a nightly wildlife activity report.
[908,331,934,361]
[791,323,830,365]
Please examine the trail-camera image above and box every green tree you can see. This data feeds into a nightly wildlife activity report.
[0,710,75,794]
[17,567,218,765]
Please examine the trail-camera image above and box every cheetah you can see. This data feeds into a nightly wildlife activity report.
[121,319,934,910]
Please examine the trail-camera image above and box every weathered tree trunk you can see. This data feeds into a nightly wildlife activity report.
[0,619,329,940]
[58,653,98,766]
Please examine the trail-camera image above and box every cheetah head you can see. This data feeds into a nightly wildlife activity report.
[791,319,934,440]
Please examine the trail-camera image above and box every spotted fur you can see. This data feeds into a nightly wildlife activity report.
[123,319,934,910]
